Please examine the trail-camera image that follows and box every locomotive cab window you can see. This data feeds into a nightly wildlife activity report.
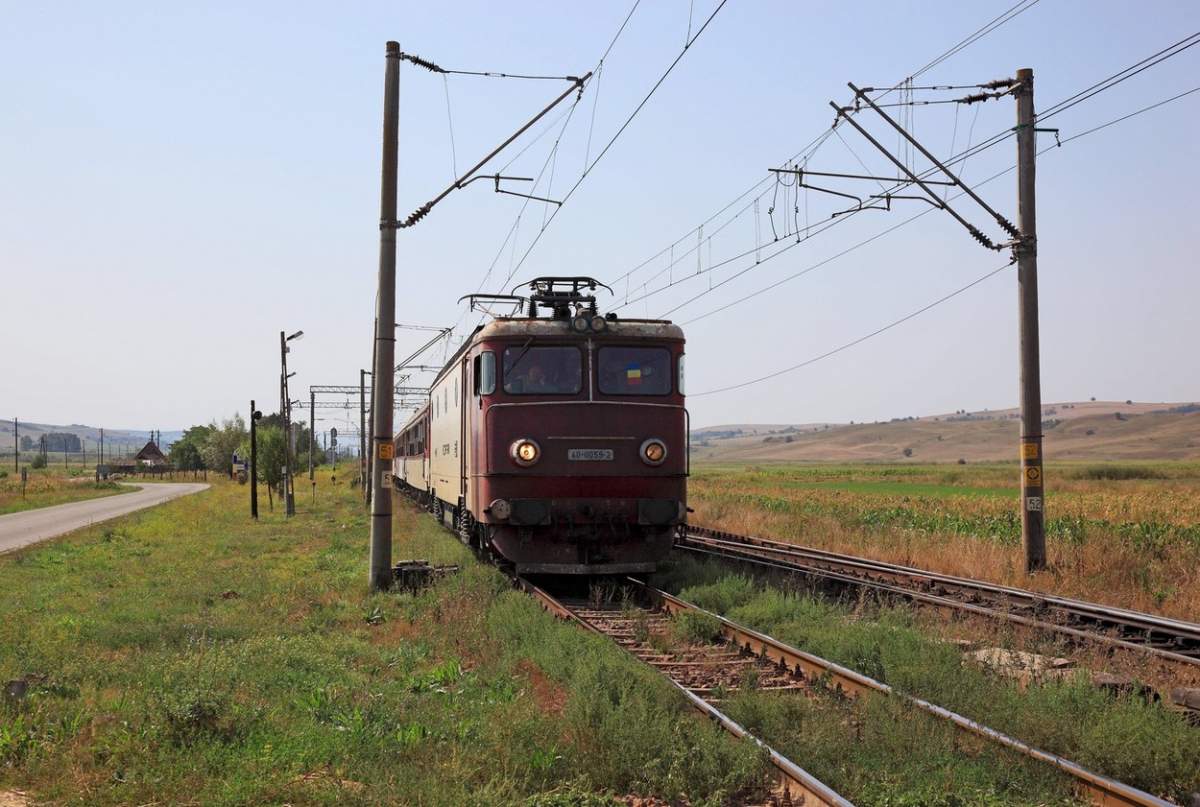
[474,351,496,395]
[598,346,672,396]
[503,345,581,395]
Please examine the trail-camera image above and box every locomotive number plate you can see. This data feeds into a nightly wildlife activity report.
[568,448,614,461]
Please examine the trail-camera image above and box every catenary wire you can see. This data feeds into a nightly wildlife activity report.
[489,0,732,298]
[620,33,1200,316]
[613,0,1042,293]
[690,260,1014,397]
[679,82,1200,342]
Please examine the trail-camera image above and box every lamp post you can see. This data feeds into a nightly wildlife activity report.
[280,329,304,517]
[250,401,262,518]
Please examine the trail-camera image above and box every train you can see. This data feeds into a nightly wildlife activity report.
[392,277,688,575]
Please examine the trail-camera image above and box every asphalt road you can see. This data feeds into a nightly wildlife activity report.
[0,483,210,555]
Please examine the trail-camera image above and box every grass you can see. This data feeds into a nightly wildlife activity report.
[0,473,768,806]
[0,468,132,516]
[689,461,1200,619]
[653,559,1200,802]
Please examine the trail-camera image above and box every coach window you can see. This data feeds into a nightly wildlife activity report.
[503,345,581,394]
[598,346,672,395]
[474,351,496,395]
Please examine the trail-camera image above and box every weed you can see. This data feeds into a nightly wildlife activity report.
[671,611,723,645]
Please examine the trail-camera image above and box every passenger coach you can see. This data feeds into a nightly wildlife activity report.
[393,277,687,574]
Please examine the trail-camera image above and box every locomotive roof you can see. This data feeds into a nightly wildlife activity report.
[476,316,684,341]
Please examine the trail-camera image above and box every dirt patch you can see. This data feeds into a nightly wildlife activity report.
[369,617,419,645]
[516,659,567,716]
[0,791,30,807]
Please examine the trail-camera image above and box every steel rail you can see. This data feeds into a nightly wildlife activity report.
[635,580,1172,807]
[515,576,854,807]
[682,526,1200,667]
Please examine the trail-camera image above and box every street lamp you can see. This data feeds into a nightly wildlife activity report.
[280,329,304,517]
[250,402,263,518]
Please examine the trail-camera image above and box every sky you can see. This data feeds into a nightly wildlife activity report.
[2,1,1198,433]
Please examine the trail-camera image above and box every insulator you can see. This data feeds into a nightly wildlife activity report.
[401,52,445,74]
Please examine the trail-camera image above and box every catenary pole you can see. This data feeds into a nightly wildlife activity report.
[13,418,17,472]
[1015,67,1046,572]
[368,41,400,591]
[309,389,316,501]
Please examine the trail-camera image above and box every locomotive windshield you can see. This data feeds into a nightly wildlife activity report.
[503,345,582,394]
[598,346,672,395]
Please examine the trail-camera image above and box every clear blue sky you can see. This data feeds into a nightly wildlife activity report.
[3,1,1197,432]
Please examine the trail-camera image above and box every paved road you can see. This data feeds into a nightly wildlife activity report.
[0,483,210,555]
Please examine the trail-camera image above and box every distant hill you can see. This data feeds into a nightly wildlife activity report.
[0,419,182,452]
[691,401,1200,463]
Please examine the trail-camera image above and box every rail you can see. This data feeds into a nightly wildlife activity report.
[639,579,1172,807]
[516,576,855,807]
[680,526,1200,667]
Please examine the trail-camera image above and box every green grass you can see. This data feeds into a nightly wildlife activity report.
[653,559,1200,802]
[0,476,768,806]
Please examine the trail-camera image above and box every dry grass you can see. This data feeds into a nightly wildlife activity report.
[689,463,1200,621]
[0,469,130,515]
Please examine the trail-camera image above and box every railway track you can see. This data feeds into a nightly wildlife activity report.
[518,577,852,806]
[519,576,1172,807]
[680,526,1200,668]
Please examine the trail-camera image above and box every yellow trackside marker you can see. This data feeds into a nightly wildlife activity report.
[1020,442,1039,460]
[378,442,394,460]
[1025,466,1042,484]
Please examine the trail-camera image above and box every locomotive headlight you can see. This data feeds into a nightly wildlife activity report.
[510,438,541,467]
[640,438,667,466]
[589,315,608,333]
[571,314,590,333]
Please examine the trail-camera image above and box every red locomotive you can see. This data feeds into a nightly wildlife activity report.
[393,277,688,574]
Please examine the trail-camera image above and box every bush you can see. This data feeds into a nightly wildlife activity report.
[30,454,47,469]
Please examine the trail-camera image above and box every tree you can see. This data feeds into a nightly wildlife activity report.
[170,424,213,470]
[200,415,247,477]
[31,453,47,469]
[254,425,286,510]
[19,436,33,450]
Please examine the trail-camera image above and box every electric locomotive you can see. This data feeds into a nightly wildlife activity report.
[393,277,687,574]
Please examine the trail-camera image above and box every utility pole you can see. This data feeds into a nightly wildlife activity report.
[369,41,400,591]
[1015,67,1046,572]
[309,390,316,501]
[360,369,368,505]
[12,418,17,472]
[99,427,104,466]
[250,400,261,519]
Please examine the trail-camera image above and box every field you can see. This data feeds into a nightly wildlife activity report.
[0,469,130,516]
[688,461,1200,621]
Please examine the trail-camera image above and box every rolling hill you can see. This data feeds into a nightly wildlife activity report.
[691,401,1200,463]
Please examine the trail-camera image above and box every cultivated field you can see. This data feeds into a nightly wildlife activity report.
[688,461,1200,621]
